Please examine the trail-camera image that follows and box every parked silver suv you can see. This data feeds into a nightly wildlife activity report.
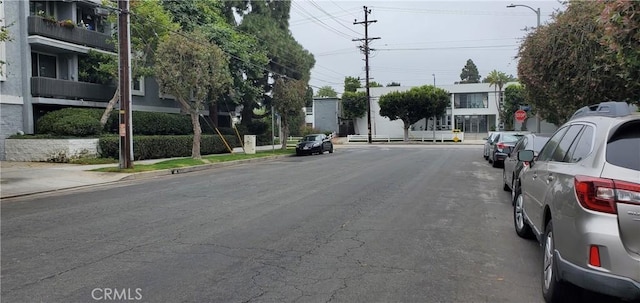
[514,102,640,302]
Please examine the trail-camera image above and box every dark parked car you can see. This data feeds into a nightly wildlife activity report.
[488,132,525,167]
[514,102,640,302]
[483,132,499,160]
[502,133,551,201]
[295,134,334,156]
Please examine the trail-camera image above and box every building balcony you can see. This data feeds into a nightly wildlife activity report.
[31,77,116,102]
[27,16,115,52]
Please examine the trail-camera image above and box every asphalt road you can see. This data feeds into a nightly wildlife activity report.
[0,145,623,303]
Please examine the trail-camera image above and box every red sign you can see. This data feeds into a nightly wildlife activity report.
[515,110,527,123]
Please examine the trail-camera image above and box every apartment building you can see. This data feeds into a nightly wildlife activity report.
[0,0,235,160]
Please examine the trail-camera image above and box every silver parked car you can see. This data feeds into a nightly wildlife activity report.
[514,102,640,302]
[502,133,551,201]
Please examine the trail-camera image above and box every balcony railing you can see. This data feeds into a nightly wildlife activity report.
[31,77,116,102]
[27,16,115,52]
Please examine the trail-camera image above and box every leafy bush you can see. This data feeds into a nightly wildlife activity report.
[36,108,102,134]
[52,115,102,136]
[36,108,103,136]
[99,135,240,160]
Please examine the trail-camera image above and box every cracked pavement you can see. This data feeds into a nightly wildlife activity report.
[2,145,572,302]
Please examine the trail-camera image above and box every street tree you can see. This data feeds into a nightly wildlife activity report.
[341,91,367,134]
[599,0,640,99]
[154,29,232,159]
[379,85,449,142]
[518,1,638,125]
[503,84,526,130]
[485,70,511,123]
[316,86,338,98]
[344,76,361,92]
[162,0,269,127]
[98,0,178,126]
[369,81,383,88]
[459,59,480,83]
[273,77,308,149]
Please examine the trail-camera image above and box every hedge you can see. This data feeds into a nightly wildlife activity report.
[99,135,240,160]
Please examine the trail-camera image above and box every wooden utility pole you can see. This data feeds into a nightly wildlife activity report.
[118,0,133,168]
[354,6,380,144]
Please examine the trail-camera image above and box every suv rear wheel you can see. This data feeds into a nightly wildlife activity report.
[541,221,572,302]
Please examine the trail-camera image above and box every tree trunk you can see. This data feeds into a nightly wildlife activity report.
[190,112,202,159]
[100,84,120,127]
[403,121,410,142]
[280,115,288,150]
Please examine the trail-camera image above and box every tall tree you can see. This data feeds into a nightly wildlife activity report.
[485,70,511,123]
[344,76,361,92]
[161,0,269,127]
[599,0,640,99]
[154,29,232,159]
[341,91,367,134]
[459,59,481,83]
[98,0,178,126]
[315,86,338,98]
[503,84,526,130]
[517,1,638,125]
[379,85,449,141]
[273,78,307,149]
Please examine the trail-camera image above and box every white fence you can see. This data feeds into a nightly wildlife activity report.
[347,131,464,143]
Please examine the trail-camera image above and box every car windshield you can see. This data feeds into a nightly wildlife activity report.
[303,135,321,142]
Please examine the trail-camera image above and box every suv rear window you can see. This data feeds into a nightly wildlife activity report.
[606,121,640,170]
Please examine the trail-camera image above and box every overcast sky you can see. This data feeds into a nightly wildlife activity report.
[288,0,566,94]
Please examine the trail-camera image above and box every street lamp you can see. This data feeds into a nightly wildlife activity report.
[507,3,541,133]
[507,3,540,27]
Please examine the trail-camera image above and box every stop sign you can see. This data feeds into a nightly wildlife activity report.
[515,110,527,123]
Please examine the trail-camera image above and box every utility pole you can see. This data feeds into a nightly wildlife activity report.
[354,6,380,144]
[118,0,133,169]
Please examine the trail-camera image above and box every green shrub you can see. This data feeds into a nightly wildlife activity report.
[52,115,102,136]
[36,108,103,136]
[36,108,103,135]
[99,135,240,160]
[105,111,193,135]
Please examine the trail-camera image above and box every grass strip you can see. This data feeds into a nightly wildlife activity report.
[92,149,294,173]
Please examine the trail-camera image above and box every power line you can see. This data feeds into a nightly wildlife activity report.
[308,0,361,36]
[290,1,355,40]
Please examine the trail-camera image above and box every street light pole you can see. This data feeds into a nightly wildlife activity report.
[507,3,540,27]
[507,3,541,133]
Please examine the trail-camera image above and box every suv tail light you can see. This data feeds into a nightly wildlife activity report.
[496,142,506,150]
[574,175,640,214]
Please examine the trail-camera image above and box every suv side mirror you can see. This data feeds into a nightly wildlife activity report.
[518,150,535,162]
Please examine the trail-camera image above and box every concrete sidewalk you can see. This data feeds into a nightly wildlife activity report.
[0,145,284,199]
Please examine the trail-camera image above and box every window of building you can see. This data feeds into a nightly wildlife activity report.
[454,93,488,109]
[31,53,57,78]
[132,76,145,96]
[30,1,55,17]
[76,5,105,32]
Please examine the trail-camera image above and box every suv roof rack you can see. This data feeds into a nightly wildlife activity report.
[570,101,636,120]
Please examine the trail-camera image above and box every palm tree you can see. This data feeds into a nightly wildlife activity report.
[486,70,511,127]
